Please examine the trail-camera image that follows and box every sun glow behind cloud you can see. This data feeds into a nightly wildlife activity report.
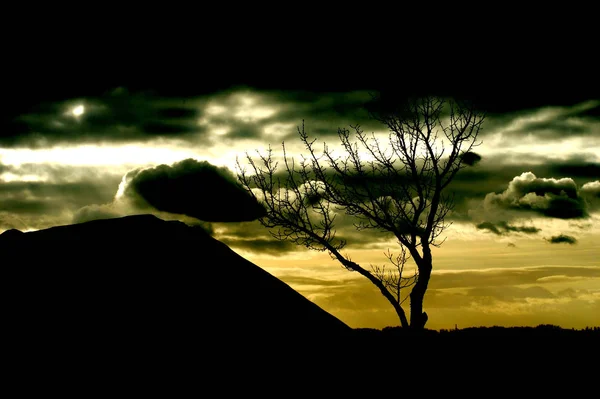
[71,105,85,117]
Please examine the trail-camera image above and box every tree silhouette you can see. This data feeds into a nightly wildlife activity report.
[237,96,485,329]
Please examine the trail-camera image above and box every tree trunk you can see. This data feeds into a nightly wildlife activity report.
[410,250,432,329]
[395,303,410,329]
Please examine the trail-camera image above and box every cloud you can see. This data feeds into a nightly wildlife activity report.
[0,164,123,232]
[461,152,482,166]
[212,220,301,255]
[430,266,600,290]
[545,234,578,245]
[0,181,116,214]
[193,89,378,144]
[483,172,588,219]
[581,181,600,213]
[551,163,600,180]
[121,158,266,222]
[305,265,600,328]
[290,265,600,329]
[480,100,600,141]
[281,276,351,288]
[310,266,600,308]
[581,180,600,198]
[2,89,206,148]
[467,285,556,301]
[475,221,541,236]
[2,88,379,149]
[536,275,589,283]
[0,212,30,232]
[72,204,123,224]
[219,237,298,256]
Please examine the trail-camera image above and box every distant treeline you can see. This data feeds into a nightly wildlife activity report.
[354,324,600,338]
[351,324,600,348]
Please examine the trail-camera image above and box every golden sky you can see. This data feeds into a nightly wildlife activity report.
[1,87,598,330]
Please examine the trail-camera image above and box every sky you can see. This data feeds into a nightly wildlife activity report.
[1,58,599,330]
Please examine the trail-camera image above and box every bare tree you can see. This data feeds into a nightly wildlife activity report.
[237,96,485,329]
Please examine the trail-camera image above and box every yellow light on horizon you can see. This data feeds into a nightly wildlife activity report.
[0,143,199,167]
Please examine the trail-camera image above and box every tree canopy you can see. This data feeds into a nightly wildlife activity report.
[237,96,485,329]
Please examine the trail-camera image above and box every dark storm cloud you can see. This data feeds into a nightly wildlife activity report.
[195,89,377,142]
[6,85,595,151]
[122,158,266,222]
[549,162,600,180]
[155,107,199,119]
[139,121,200,135]
[476,221,541,236]
[461,152,482,166]
[264,90,378,138]
[479,100,600,141]
[2,86,380,148]
[2,88,205,148]
[546,234,578,245]
[483,172,588,219]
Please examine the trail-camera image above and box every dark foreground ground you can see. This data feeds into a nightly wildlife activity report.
[2,216,597,392]
[7,323,596,395]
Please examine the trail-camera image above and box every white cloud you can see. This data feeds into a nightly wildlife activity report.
[582,180,600,195]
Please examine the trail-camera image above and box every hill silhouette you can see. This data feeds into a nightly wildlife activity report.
[1,215,352,368]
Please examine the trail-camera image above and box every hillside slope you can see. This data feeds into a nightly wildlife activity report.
[1,215,350,350]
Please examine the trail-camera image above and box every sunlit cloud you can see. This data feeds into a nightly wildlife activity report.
[0,142,200,168]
